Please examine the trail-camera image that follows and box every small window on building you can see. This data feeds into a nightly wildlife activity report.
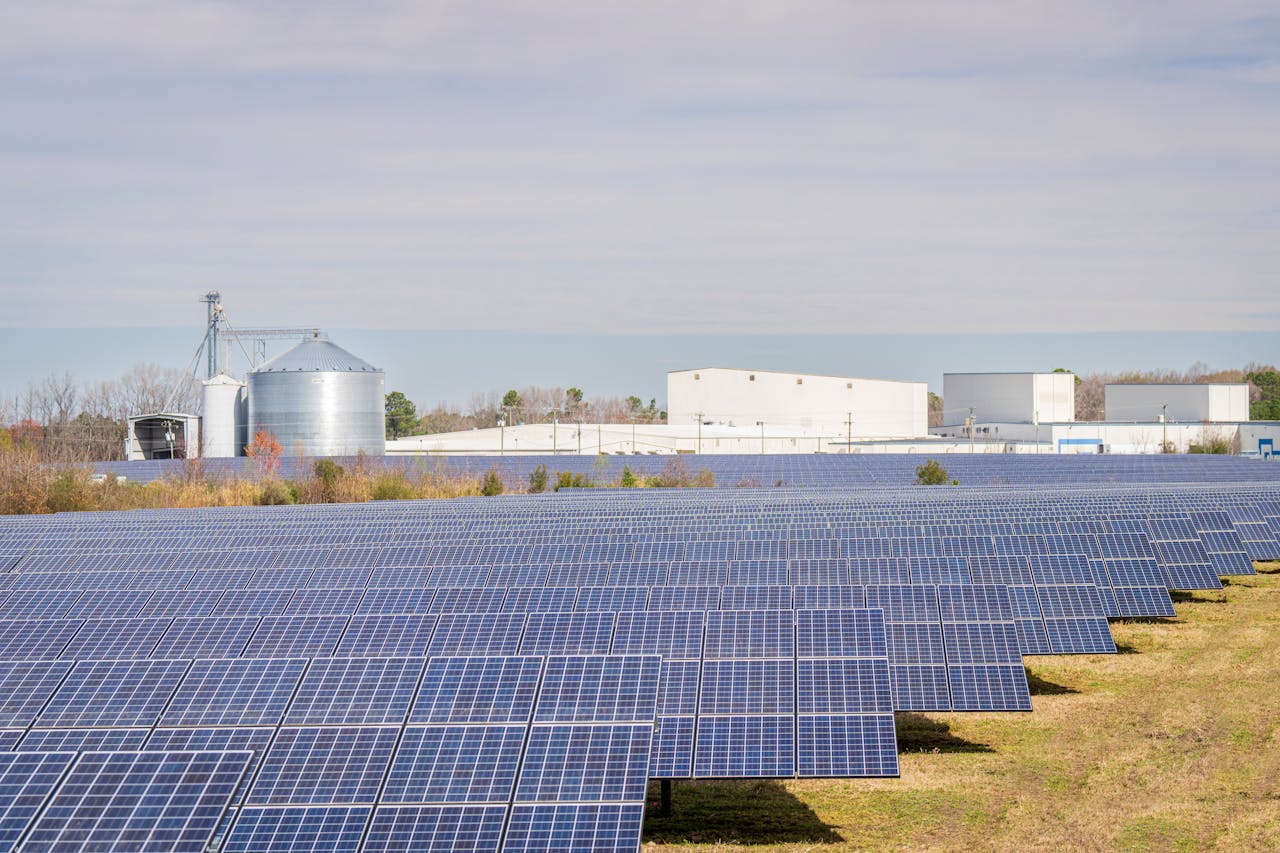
[748,374,755,381]
[796,378,803,385]
[847,382,852,389]
[694,373,700,380]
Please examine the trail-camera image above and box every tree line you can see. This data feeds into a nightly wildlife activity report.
[1,365,201,462]
[385,386,668,439]
[1068,362,1279,421]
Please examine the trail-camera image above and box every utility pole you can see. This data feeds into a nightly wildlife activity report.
[845,411,853,454]
[1161,404,1167,454]
[758,421,765,454]
[631,417,637,454]
[597,423,601,454]
[499,414,505,456]
[968,406,975,454]
[552,416,558,455]
[695,413,703,454]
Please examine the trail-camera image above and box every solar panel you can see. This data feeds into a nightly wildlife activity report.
[21,750,251,853]
[703,610,794,659]
[693,715,795,778]
[0,661,74,728]
[514,725,653,802]
[336,614,438,657]
[152,616,261,658]
[18,728,151,753]
[502,803,645,853]
[410,656,543,725]
[161,658,307,727]
[0,751,76,850]
[36,659,190,728]
[797,714,899,777]
[427,614,526,656]
[144,727,276,805]
[243,615,350,657]
[533,655,660,723]
[519,612,615,655]
[247,726,400,806]
[223,805,370,853]
[363,805,507,853]
[383,725,525,803]
[611,611,704,658]
[285,657,425,725]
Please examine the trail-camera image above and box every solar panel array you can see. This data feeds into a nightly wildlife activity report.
[0,470,1275,850]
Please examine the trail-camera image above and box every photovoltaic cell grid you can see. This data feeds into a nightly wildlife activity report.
[0,475,1273,851]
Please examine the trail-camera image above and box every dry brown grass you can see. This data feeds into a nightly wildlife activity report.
[645,564,1280,851]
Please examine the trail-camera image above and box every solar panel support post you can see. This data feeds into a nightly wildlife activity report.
[660,778,673,816]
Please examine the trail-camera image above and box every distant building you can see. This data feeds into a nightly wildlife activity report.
[666,368,927,440]
[1105,384,1249,423]
[942,372,1075,425]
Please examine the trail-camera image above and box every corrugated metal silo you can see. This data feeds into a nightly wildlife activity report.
[247,334,386,456]
[201,373,247,458]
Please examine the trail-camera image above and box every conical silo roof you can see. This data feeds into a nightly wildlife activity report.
[252,335,380,373]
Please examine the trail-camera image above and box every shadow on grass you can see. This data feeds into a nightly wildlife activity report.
[1253,561,1280,574]
[1112,642,1142,655]
[894,712,995,753]
[1024,668,1080,694]
[643,779,842,844]
[1170,589,1228,604]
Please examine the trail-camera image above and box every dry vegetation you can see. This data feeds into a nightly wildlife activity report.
[0,441,717,514]
[644,563,1280,851]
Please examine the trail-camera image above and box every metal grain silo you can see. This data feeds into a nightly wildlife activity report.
[247,334,385,457]
[201,373,247,458]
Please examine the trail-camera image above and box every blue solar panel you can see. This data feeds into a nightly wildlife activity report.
[430,588,505,614]
[61,589,155,620]
[211,587,294,616]
[285,588,365,616]
[797,715,899,777]
[0,751,76,850]
[503,803,645,853]
[943,623,1023,664]
[144,727,276,805]
[647,586,720,611]
[720,585,793,610]
[427,614,526,656]
[514,725,652,802]
[37,659,189,728]
[0,619,81,660]
[656,660,700,715]
[243,615,350,657]
[694,715,795,778]
[364,805,507,853]
[22,750,251,853]
[136,589,223,618]
[153,616,261,658]
[410,657,543,724]
[793,585,865,609]
[0,661,74,728]
[18,728,150,753]
[58,617,172,659]
[886,664,951,711]
[1044,618,1117,654]
[161,658,307,727]
[703,610,794,659]
[223,806,370,853]
[948,664,1033,711]
[796,609,887,658]
[286,657,425,725]
[519,612,615,655]
[610,611,704,658]
[502,587,578,613]
[382,725,525,804]
[247,727,400,806]
[574,586,649,612]
[356,587,437,614]
[797,659,892,713]
[336,614,438,657]
[533,655,660,723]
[699,660,794,714]
[650,716,696,778]
[866,585,938,621]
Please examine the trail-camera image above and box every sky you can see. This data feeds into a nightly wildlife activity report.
[1,2,1278,400]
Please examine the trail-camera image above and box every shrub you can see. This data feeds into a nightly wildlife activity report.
[553,471,593,491]
[620,466,637,488]
[256,479,299,505]
[915,459,950,486]
[370,471,416,501]
[47,470,93,513]
[480,468,505,496]
[528,464,548,494]
[313,458,345,503]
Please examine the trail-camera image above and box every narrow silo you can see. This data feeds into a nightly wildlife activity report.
[247,334,385,457]
[201,373,247,458]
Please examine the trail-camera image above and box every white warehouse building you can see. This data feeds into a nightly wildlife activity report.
[1105,383,1250,423]
[666,368,927,440]
[942,372,1075,425]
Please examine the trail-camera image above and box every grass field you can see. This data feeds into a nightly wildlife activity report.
[643,564,1280,852]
